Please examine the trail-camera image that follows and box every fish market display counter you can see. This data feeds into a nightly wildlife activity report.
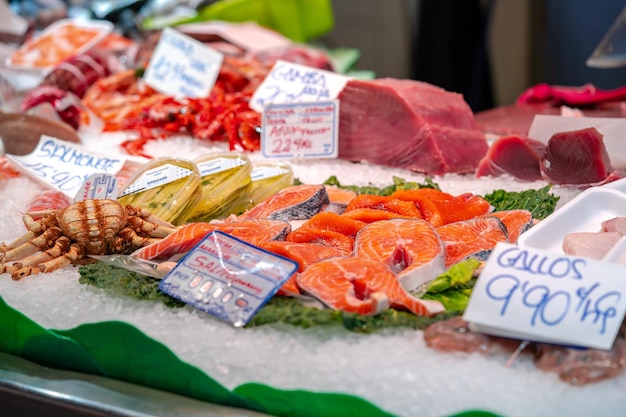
[0,352,269,417]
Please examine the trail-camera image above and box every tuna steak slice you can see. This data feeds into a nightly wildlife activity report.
[475,134,546,181]
[337,78,488,176]
[540,127,613,185]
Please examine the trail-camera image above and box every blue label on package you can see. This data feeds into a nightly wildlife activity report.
[158,231,298,327]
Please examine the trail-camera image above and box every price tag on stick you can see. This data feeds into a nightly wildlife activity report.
[261,100,339,159]
[144,27,223,99]
[250,60,350,112]
[5,135,126,199]
[464,242,626,350]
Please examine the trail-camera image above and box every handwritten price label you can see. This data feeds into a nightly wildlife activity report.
[144,27,223,98]
[261,100,339,159]
[464,243,626,349]
[250,60,349,112]
[5,136,125,199]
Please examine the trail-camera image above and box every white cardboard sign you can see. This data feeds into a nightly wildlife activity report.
[250,60,349,112]
[143,27,224,99]
[261,100,339,159]
[464,242,626,350]
[5,135,125,199]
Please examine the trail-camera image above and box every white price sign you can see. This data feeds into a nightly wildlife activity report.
[5,136,126,199]
[250,60,349,112]
[464,243,626,350]
[261,100,339,159]
[144,27,223,99]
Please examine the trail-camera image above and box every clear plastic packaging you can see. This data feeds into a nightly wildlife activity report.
[231,160,294,215]
[117,156,202,225]
[181,152,253,222]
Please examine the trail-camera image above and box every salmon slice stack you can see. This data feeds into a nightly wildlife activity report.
[296,256,445,316]
[344,194,423,218]
[354,218,446,292]
[391,188,492,226]
[238,184,330,221]
[133,219,291,260]
[436,217,509,267]
[256,240,344,296]
[341,207,408,223]
[285,211,366,255]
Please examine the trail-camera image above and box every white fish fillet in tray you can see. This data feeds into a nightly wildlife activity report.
[517,186,626,261]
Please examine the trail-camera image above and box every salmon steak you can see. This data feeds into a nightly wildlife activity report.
[436,216,509,267]
[133,219,290,260]
[354,218,446,292]
[296,256,445,316]
[238,184,329,221]
[256,240,344,296]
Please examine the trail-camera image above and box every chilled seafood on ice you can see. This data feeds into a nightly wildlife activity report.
[0,200,177,280]
[296,256,445,316]
[238,184,330,222]
[436,216,509,267]
[133,218,291,261]
[353,218,446,292]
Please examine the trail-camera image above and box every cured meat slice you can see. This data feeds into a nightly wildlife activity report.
[238,184,329,221]
[354,218,446,292]
[475,135,546,181]
[296,256,445,316]
[436,217,509,267]
[540,127,613,185]
[337,78,488,175]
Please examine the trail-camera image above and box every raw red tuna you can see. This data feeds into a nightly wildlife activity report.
[337,78,488,176]
[476,134,546,181]
[540,127,613,185]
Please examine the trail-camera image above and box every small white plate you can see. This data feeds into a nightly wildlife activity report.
[517,186,626,254]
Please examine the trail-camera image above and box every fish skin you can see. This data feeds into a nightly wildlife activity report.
[436,216,509,267]
[482,209,533,244]
[354,218,446,292]
[238,184,330,222]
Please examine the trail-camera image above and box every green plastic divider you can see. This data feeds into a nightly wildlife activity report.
[0,295,504,417]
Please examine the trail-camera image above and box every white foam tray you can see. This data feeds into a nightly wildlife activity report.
[517,186,626,255]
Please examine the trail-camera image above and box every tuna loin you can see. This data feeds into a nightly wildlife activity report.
[337,78,488,176]
[540,127,613,185]
[475,135,546,181]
